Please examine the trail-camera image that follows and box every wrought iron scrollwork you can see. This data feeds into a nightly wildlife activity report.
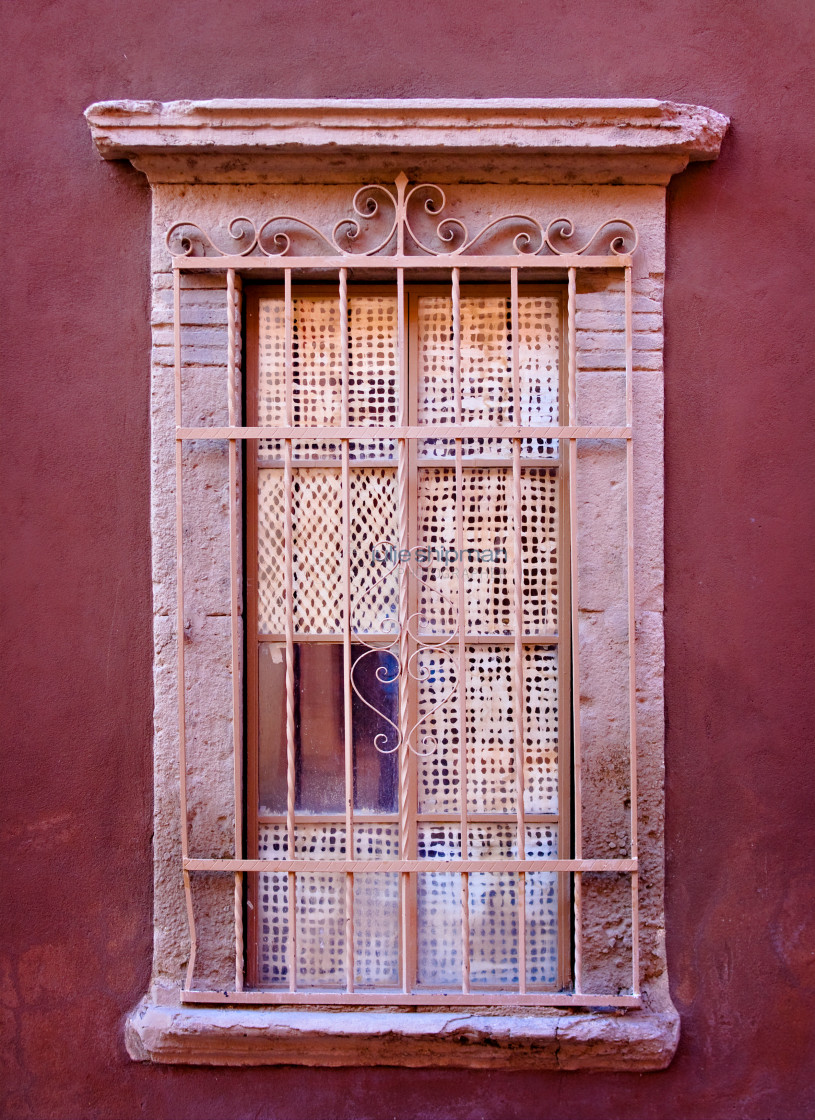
[350,542,460,758]
[333,183,399,256]
[166,173,638,259]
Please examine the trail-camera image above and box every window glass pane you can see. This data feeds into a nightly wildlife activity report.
[353,825,400,988]
[465,646,517,815]
[523,647,559,815]
[468,871,519,988]
[256,643,349,816]
[257,824,348,989]
[468,823,519,988]
[414,466,558,638]
[295,643,345,813]
[257,464,400,638]
[417,466,514,636]
[416,292,560,460]
[258,643,287,814]
[416,825,462,988]
[257,827,288,987]
[525,825,559,989]
[257,293,399,464]
[349,467,398,635]
[416,647,460,814]
[256,467,344,635]
[352,645,398,812]
[295,826,347,988]
[259,642,399,816]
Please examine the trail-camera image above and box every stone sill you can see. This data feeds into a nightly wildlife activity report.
[125,999,680,1070]
[85,98,728,185]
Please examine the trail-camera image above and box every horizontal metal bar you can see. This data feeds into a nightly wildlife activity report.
[180,990,641,1008]
[255,457,562,470]
[416,812,561,824]
[185,857,636,873]
[257,813,561,825]
[179,425,630,441]
[174,253,631,272]
[257,633,559,645]
[257,633,398,644]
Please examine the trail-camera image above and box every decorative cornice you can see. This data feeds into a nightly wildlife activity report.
[85,98,728,185]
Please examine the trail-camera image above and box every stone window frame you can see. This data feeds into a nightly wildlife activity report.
[85,99,728,1070]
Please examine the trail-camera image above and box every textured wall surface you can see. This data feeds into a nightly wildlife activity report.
[2,0,813,1117]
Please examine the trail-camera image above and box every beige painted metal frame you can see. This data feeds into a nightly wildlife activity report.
[173,214,639,1006]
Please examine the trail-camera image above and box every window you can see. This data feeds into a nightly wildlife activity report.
[172,175,644,1015]
[86,97,728,1067]
[244,281,570,999]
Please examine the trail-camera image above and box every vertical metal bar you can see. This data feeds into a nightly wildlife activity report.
[510,268,527,992]
[556,289,573,991]
[452,268,462,425]
[339,268,355,992]
[406,285,422,995]
[284,269,297,991]
[460,869,470,993]
[510,269,521,423]
[452,268,470,992]
[396,267,411,992]
[227,269,244,991]
[624,265,640,995]
[174,267,197,991]
[243,287,262,987]
[567,266,583,994]
[567,270,577,426]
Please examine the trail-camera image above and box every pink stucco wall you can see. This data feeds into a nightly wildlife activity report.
[2,1,813,1116]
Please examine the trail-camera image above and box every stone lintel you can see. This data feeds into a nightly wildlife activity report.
[125,1000,680,1070]
[85,98,728,185]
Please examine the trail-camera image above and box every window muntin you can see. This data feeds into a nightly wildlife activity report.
[246,283,571,996]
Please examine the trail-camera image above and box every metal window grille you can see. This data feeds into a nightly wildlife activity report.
[171,174,640,1008]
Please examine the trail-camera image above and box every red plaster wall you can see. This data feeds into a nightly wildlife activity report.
[2,1,813,1117]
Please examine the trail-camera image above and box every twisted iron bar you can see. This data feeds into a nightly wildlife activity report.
[165,177,638,259]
